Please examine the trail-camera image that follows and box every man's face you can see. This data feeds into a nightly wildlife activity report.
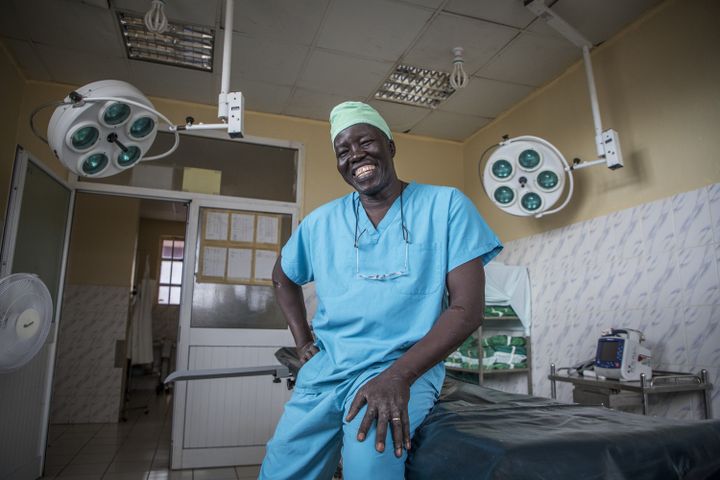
[333,123,397,196]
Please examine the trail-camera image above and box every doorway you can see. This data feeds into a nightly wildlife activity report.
[49,194,188,426]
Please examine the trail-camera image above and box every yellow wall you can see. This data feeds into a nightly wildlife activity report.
[66,193,140,287]
[463,0,720,242]
[15,83,464,217]
[0,41,25,236]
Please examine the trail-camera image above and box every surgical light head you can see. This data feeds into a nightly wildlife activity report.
[482,136,571,218]
[46,80,178,178]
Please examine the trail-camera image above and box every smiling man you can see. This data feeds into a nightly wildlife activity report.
[259,101,502,479]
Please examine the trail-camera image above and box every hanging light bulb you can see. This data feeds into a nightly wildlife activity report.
[450,46,468,90]
[144,0,169,34]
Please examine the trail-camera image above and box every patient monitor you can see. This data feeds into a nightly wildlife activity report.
[595,328,652,381]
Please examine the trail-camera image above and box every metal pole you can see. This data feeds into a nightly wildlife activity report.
[582,46,605,158]
[550,363,557,400]
[640,373,649,415]
[218,0,234,121]
[701,369,713,420]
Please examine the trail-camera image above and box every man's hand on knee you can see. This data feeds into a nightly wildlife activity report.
[345,370,412,458]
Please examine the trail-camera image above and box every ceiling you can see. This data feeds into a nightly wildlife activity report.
[1,0,661,141]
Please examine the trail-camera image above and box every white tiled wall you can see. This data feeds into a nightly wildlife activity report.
[494,183,720,419]
[51,285,130,424]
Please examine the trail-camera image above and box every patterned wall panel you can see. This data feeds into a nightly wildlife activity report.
[494,183,720,419]
[51,285,130,424]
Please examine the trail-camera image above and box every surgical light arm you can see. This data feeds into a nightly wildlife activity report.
[525,0,623,171]
[170,0,244,138]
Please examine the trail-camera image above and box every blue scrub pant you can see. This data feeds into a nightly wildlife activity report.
[260,363,443,480]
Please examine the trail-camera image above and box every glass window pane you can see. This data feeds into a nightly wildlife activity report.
[173,240,184,259]
[171,261,183,285]
[158,286,170,304]
[162,240,173,259]
[78,132,298,203]
[169,286,181,305]
[160,261,171,284]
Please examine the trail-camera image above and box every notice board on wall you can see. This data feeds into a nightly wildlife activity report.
[197,208,281,286]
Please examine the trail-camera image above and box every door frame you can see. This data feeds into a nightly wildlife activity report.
[0,146,75,477]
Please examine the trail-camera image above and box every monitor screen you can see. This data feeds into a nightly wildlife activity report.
[598,340,620,362]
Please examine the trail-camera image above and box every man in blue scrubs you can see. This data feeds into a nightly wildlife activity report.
[260,102,502,479]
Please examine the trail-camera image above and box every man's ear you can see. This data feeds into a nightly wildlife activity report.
[388,139,396,158]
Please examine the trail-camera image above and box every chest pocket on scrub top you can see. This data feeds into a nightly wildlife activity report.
[391,242,443,295]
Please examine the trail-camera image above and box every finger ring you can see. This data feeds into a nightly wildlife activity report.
[391,417,401,422]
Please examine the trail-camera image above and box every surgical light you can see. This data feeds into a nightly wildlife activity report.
[30,0,244,179]
[44,80,179,178]
[482,136,571,218]
[479,0,625,219]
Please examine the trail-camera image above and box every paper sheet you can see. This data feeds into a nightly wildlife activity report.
[254,250,277,281]
[230,213,255,243]
[202,247,227,277]
[227,248,252,280]
[205,212,229,241]
[256,215,279,245]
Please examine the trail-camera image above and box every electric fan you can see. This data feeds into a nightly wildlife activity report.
[0,273,53,373]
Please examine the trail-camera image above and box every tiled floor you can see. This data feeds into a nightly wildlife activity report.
[42,390,260,480]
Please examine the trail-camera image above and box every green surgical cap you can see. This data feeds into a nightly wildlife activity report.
[329,101,392,145]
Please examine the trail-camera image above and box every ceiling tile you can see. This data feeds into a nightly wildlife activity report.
[477,31,581,87]
[550,0,662,45]
[129,61,217,106]
[438,76,534,117]
[525,16,566,39]
[113,0,220,27]
[237,80,293,115]
[230,0,330,46]
[317,0,434,62]
[3,39,52,81]
[368,100,430,133]
[283,88,350,122]
[225,33,309,87]
[15,0,125,57]
[0,1,30,41]
[404,12,518,73]
[444,0,537,28]
[297,50,393,98]
[411,110,491,141]
[36,44,131,87]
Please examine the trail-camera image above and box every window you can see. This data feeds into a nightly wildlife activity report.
[158,237,184,305]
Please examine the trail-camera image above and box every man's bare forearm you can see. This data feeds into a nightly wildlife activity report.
[386,257,485,384]
[271,257,313,349]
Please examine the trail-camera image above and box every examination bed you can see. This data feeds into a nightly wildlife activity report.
[167,348,720,479]
[407,377,720,480]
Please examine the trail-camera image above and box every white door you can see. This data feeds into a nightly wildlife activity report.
[0,148,74,479]
[171,198,296,469]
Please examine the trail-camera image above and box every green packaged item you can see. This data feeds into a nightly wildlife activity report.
[482,335,526,347]
[484,305,517,318]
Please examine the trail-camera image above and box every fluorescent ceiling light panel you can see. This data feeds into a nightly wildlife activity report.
[117,11,215,72]
[374,64,455,109]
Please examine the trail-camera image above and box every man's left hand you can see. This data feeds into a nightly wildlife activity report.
[345,369,412,458]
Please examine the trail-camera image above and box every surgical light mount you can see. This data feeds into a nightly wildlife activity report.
[30,0,244,178]
[480,0,624,218]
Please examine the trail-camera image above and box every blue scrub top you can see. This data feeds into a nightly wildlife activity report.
[281,182,502,389]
